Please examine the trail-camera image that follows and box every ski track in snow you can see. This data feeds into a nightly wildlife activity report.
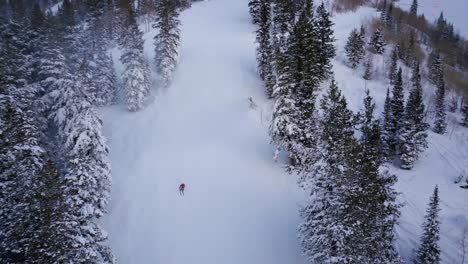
[101,1,307,263]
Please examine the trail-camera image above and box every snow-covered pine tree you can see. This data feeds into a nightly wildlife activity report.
[248,0,261,25]
[119,0,151,111]
[363,57,373,80]
[359,90,382,169]
[288,0,320,166]
[463,98,468,127]
[0,98,45,262]
[429,51,443,86]
[381,88,393,159]
[345,28,365,68]
[433,73,447,134]
[154,0,181,88]
[349,91,401,263]
[390,68,405,156]
[28,160,68,263]
[400,32,415,66]
[410,0,418,16]
[272,0,294,85]
[400,62,428,169]
[256,0,275,98]
[389,46,398,84]
[52,72,113,263]
[369,28,386,54]
[415,186,441,264]
[271,0,318,168]
[93,48,117,106]
[315,2,336,81]
[83,0,117,106]
[299,79,357,263]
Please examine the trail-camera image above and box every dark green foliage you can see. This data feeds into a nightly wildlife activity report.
[369,28,386,54]
[434,73,447,134]
[389,47,398,84]
[28,160,68,264]
[248,0,261,25]
[255,0,275,97]
[390,68,405,155]
[381,88,393,159]
[462,98,468,127]
[415,186,441,264]
[154,0,181,88]
[429,51,443,85]
[400,62,428,169]
[315,2,336,80]
[410,0,418,16]
[345,28,365,68]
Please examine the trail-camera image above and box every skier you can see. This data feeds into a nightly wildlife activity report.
[179,183,186,196]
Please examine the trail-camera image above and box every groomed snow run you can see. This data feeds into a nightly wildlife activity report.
[101,0,307,263]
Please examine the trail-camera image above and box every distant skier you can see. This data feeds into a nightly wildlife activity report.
[179,183,186,196]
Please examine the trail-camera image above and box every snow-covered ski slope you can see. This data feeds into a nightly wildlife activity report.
[101,0,307,263]
[332,7,468,263]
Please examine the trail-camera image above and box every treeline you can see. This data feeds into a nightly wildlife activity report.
[0,0,184,262]
[249,0,443,262]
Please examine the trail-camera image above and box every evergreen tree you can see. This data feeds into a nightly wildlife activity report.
[462,98,468,127]
[256,0,275,98]
[369,28,386,54]
[390,68,405,156]
[272,0,294,86]
[363,57,373,80]
[389,46,398,85]
[28,160,68,264]
[350,91,401,262]
[403,32,417,66]
[299,79,357,263]
[315,2,336,81]
[381,88,393,159]
[429,51,443,85]
[119,0,151,111]
[0,98,45,262]
[433,73,447,134]
[154,0,181,88]
[410,0,418,16]
[415,186,441,264]
[400,62,428,169]
[345,28,365,68]
[271,0,319,167]
[248,0,261,25]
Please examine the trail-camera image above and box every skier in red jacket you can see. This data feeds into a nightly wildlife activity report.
[179,183,186,196]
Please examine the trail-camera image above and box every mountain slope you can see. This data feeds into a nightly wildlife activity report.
[332,7,468,263]
[101,1,306,263]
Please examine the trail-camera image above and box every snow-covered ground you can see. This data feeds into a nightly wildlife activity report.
[101,0,307,263]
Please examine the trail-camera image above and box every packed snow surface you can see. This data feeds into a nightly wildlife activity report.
[101,0,306,263]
